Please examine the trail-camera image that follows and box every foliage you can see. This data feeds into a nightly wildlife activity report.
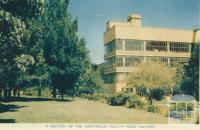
[126,61,176,104]
[22,86,51,97]
[181,44,199,100]
[150,88,165,101]
[125,95,145,109]
[105,92,146,109]
[106,92,129,106]
[0,0,44,96]
[80,93,107,102]
[75,65,104,95]
[147,105,160,113]
[42,0,90,100]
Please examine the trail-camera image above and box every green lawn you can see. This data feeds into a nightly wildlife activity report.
[0,98,168,123]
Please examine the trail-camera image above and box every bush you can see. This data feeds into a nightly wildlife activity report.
[150,88,164,101]
[81,92,146,110]
[159,107,168,117]
[106,93,129,106]
[22,87,51,97]
[80,93,107,102]
[136,87,146,96]
[125,95,145,109]
[147,105,160,113]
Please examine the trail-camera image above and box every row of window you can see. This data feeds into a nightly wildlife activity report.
[105,56,189,70]
[105,39,191,54]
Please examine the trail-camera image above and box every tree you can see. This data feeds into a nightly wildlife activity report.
[0,0,44,97]
[181,44,199,100]
[75,64,104,95]
[126,61,176,104]
[173,64,184,94]
[42,0,89,100]
[22,19,49,96]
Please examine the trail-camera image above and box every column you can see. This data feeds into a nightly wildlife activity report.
[168,57,170,67]
[123,57,126,67]
[122,40,125,51]
[144,56,147,62]
[167,42,170,52]
[144,41,146,52]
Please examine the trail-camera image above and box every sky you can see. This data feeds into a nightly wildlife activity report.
[69,0,200,64]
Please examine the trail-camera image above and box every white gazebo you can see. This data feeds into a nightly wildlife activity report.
[168,94,198,124]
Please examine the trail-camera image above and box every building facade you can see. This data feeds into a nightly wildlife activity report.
[103,14,199,93]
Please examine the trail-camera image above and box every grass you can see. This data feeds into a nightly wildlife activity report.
[0,97,168,123]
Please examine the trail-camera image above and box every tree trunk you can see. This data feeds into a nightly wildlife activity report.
[61,92,64,100]
[0,88,2,98]
[17,88,20,98]
[38,88,42,97]
[4,88,8,97]
[8,88,12,97]
[146,88,152,105]
[72,88,75,100]
[13,88,17,97]
[52,88,56,99]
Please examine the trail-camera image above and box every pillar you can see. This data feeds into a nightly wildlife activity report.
[122,40,125,51]
[123,57,126,67]
[144,41,146,52]
[167,42,170,52]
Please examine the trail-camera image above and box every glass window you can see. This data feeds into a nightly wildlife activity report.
[125,40,144,51]
[125,56,144,67]
[105,57,114,70]
[116,39,123,50]
[169,42,190,53]
[170,57,189,67]
[146,41,167,52]
[146,57,168,64]
[104,73,115,83]
[116,56,123,67]
[104,40,115,54]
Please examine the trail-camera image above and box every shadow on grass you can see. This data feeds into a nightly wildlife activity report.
[0,103,27,113]
[0,97,74,103]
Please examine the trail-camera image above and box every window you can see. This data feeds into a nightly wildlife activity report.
[104,73,115,83]
[169,42,190,53]
[125,40,144,51]
[146,57,168,64]
[116,56,123,67]
[116,39,123,50]
[125,56,144,67]
[104,40,115,54]
[146,41,167,52]
[105,57,114,70]
[170,57,189,67]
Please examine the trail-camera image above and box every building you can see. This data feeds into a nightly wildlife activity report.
[103,14,200,93]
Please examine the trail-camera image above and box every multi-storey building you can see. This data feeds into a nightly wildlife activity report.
[103,14,200,93]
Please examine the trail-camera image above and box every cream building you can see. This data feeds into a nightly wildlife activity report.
[103,14,200,93]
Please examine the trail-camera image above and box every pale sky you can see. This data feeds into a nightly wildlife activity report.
[69,0,200,64]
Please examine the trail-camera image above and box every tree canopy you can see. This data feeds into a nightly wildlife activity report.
[126,61,176,104]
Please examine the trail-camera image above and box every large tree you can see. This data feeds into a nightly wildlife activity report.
[75,64,104,95]
[126,61,176,104]
[0,0,44,97]
[42,0,89,100]
[181,44,199,100]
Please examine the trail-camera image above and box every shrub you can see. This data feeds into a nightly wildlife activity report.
[147,105,160,113]
[80,93,107,102]
[150,88,164,101]
[125,95,145,109]
[136,87,146,96]
[159,107,168,117]
[106,93,129,106]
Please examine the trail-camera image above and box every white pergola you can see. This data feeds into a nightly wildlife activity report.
[168,94,198,124]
